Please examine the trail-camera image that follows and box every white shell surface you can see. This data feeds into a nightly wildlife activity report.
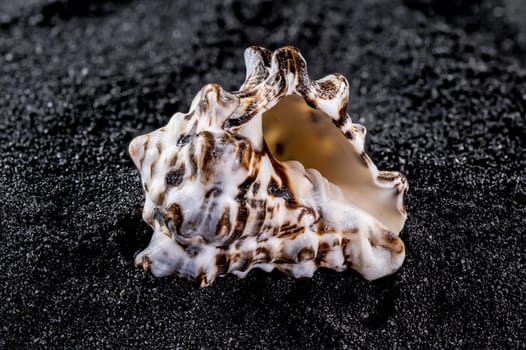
[129,46,408,287]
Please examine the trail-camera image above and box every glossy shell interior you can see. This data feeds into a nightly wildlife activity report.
[129,46,408,287]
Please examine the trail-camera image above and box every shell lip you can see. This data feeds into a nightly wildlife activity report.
[232,46,408,226]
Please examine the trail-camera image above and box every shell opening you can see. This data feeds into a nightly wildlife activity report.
[262,94,405,233]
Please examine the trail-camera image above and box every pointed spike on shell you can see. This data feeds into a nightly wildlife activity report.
[269,46,310,84]
[241,46,272,90]
[311,73,350,120]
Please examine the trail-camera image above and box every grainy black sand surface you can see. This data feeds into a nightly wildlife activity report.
[1,0,525,348]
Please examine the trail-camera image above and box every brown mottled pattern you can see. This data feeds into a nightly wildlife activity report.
[315,242,332,265]
[139,134,150,169]
[359,151,371,166]
[215,207,232,238]
[297,247,315,261]
[166,166,185,187]
[165,203,183,237]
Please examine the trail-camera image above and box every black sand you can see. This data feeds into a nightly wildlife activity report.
[1,0,524,348]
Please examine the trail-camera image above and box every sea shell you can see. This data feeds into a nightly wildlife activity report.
[129,46,408,287]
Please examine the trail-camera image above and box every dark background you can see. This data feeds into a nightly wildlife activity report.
[1,0,525,348]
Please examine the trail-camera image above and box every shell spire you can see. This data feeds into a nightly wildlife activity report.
[129,46,408,287]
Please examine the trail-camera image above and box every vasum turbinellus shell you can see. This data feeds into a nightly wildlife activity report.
[129,46,408,287]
